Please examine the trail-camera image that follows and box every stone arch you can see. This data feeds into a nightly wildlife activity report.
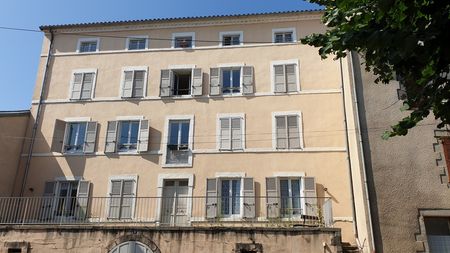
[106,233,161,253]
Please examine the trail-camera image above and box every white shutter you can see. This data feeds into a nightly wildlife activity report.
[191,68,203,96]
[286,64,297,92]
[242,177,255,218]
[71,73,83,99]
[206,178,218,219]
[287,115,301,149]
[105,121,118,153]
[121,180,135,219]
[41,181,56,220]
[108,180,122,219]
[302,177,317,216]
[210,68,221,95]
[160,69,172,97]
[122,71,133,98]
[83,122,97,153]
[219,118,231,150]
[138,119,149,152]
[80,73,94,99]
[51,120,66,153]
[231,118,242,150]
[133,70,145,97]
[266,177,279,218]
[76,181,90,220]
[276,116,288,149]
[242,66,254,94]
[274,65,286,92]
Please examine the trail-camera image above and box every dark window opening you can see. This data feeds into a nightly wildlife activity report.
[173,70,191,95]
[223,35,240,46]
[8,249,22,253]
[425,217,450,235]
[174,37,193,48]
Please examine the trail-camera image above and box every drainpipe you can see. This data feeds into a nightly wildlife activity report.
[339,57,359,240]
[19,29,54,197]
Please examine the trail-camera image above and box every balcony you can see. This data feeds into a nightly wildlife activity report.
[0,196,333,227]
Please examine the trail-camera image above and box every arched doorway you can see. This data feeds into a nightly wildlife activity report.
[109,241,154,253]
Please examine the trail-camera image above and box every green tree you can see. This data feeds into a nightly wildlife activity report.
[301,0,450,137]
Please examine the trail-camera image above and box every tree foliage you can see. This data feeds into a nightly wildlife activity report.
[301,0,450,137]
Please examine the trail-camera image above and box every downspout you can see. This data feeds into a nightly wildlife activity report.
[339,57,358,240]
[19,29,54,197]
[348,51,376,251]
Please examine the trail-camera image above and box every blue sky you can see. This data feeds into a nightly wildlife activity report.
[0,0,321,111]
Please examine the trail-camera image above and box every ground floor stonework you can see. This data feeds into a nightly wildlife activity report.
[0,226,342,253]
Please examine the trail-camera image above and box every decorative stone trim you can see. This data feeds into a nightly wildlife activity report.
[3,241,29,253]
[433,129,450,186]
[415,209,450,253]
[106,233,161,253]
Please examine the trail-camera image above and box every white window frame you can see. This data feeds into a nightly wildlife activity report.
[114,116,145,154]
[68,69,98,100]
[270,59,300,93]
[106,175,138,220]
[216,113,245,151]
[162,115,194,167]
[217,63,246,96]
[171,32,196,48]
[219,31,244,47]
[155,173,194,224]
[272,172,308,221]
[272,111,304,150]
[214,172,246,220]
[167,64,197,97]
[125,35,149,50]
[119,66,149,98]
[62,121,88,154]
[76,38,100,53]
[272,28,297,43]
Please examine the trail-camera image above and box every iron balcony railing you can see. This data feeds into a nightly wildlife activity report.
[0,196,333,227]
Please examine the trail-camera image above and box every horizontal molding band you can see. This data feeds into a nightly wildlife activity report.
[21,147,346,157]
[32,89,342,105]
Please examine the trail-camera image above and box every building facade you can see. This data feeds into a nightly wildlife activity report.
[0,11,374,253]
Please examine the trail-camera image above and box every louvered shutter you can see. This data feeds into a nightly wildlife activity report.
[286,64,297,92]
[287,115,301,149]
[266,177,279,218]
[108,180,122,219]
[76,181,90,220]
[274,65,286,93]
[133,70,145,97]
[219,118,231,150]
[121,180,135,219]
[275,116,287,149]
[122,71,133,98]
[231,118,242,150]
[41,181,56,220]
[442,138,450,183]
[51,120,66,153]
[138,119,149,152]
[302,177,317,216]
[105,121,118,153]
[191,68,203,96]
[160,69,172,97]
[242,66,254,94]
[243,177,255,218]
[71,73,83,99]
[206,178,218,219]
[83,122,97,153]
[210,68,221,95]
[80,73,94,99]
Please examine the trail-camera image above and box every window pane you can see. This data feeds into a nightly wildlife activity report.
[284,32,293,42]
[169,122,179,145]
[119,122,130,146]
[232,179,241,214]
[232,69,241,93]
[280,179,289,216]
[180,122,190,145]
[222,70,231,94]
[67,122,86,152]
[129,38,146,50]
[80,41,97,52]
[175,37,192,48]
[291,180,301,214]
[232,36,240,45]
[129,121,139,145]
[221,180,230,215]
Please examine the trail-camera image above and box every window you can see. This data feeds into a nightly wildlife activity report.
[442,137,450,183]
[126,37,148,50]
[220,31,243,46]
[210,66,254,96]
[424,217,450,252]
[51,119,98,154]
[272,61,299,93]
[109,241,154,253]
[8,249,21,253]
[272,28,296,43]
[160,68,203,97]
[172,32,195,48]
[218,115,244,151]
[105,119,149,153]
[121,68,147,98]
[160,179,189,225]
[69,70,96,100]
[220,179,241,216]
[166,120,190,164]
[279,178,301,217]
[274,113,302,150]
[108,178,137,219]
[77,38,99,53]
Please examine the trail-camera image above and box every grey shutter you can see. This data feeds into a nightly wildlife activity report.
[242,66,254,94]
[288,115,301,149]
[138,119,149,152]
[51,120,66,153]
[276,116,288,149]
[160,69,172,97]
[266,177,279,218]
[108,180,122,219]
[303,177,317,216]
[231,118,242,150]
[274,65,286,93]
[121,180,135,219]
[76,180,90,220]
[133,70,145,97]
[219,118,231,150]
[192,68,203,96]
[286,64,297,92]
[83,121,97,153]
[105,121,118,153]
[71,73,83,99]
[41,181,56,220]
[243,177,255,218]
[206,178,218,219]
[80,73,94,99]
[209,68,221,95]
[122,71,133,98]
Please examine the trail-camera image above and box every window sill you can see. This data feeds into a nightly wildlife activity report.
[62,152,85,156]
[162,163,193,168]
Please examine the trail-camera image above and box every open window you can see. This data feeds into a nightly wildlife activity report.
[160,68,203,97]
[209,66,254,96]
[51,119,98,154]
[172,32,195,48]
[104,118,149,153]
